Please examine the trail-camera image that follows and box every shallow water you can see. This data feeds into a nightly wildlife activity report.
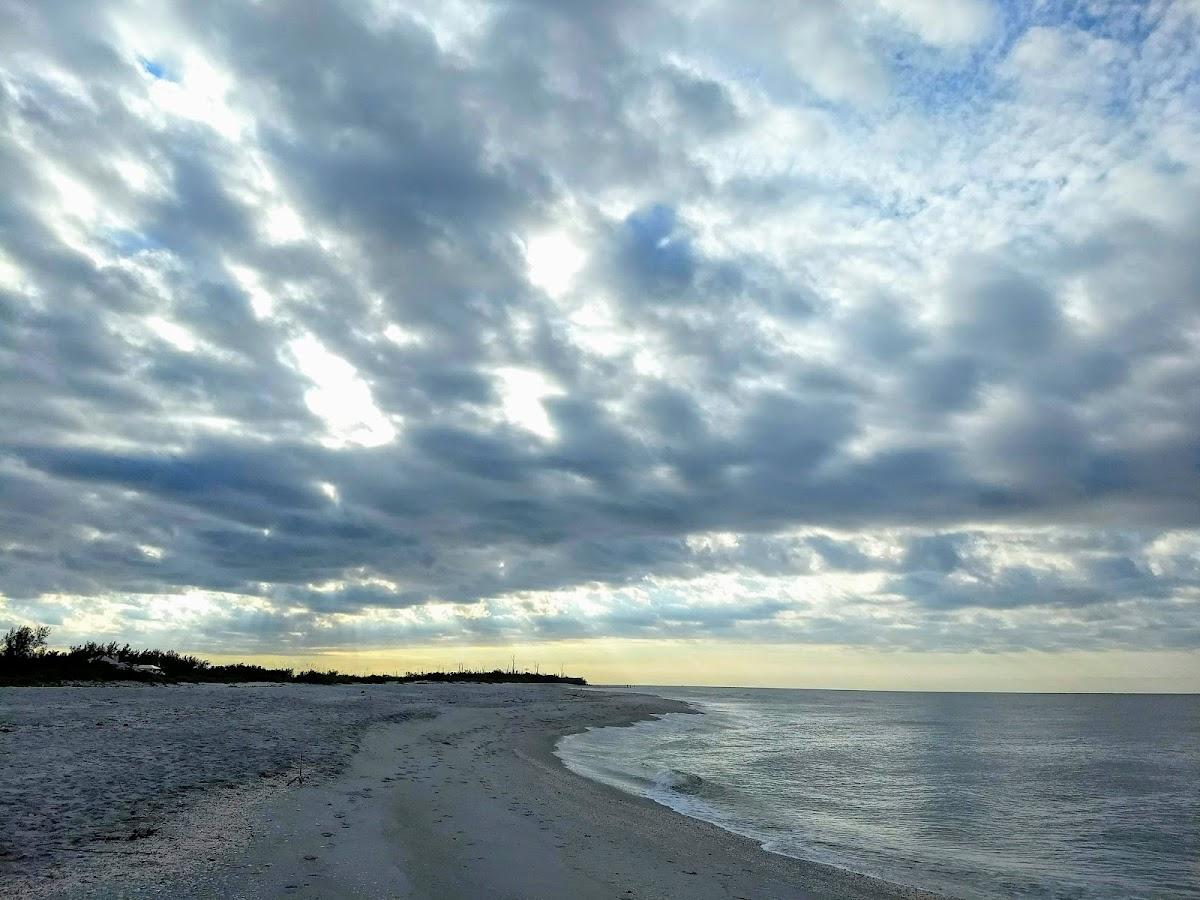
[557,688,1200,898]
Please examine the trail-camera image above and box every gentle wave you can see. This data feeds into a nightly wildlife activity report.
[557,687,1200,900]
[655,767,713,797]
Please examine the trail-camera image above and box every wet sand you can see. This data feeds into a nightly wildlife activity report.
[2,683,938,899]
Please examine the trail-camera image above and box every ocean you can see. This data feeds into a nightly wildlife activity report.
[556,687,1200,899]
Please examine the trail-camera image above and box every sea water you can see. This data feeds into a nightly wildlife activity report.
[556,688,1199,898]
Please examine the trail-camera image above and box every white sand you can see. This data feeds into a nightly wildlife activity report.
[1,683,937,899]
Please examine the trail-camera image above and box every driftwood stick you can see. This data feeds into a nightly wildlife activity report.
[287,753,306,786]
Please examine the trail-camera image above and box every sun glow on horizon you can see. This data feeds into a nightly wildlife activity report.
[196,643,1200,694]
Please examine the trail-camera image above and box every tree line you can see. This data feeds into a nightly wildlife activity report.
[0,625,586,687]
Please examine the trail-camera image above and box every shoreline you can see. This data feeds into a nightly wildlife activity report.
[522,688,941,900]
[4,683,940,899]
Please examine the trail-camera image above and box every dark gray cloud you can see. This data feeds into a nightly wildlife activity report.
[0,0,1198,655]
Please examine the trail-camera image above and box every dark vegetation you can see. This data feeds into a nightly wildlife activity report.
[0,625,587,687]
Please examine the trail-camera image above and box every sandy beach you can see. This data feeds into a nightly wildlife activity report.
[2,683,936,899]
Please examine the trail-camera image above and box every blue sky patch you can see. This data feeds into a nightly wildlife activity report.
[137,56,174,81]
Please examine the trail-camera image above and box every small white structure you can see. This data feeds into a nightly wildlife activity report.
[91,656,163,676]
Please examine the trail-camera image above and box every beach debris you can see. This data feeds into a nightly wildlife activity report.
[287,754,306,786]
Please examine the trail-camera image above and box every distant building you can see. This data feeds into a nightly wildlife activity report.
[91,656,163,676]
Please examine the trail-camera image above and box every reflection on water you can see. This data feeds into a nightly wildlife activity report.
[558,688,1200,899]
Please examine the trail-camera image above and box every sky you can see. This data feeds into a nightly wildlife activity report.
[1,0,1198,690]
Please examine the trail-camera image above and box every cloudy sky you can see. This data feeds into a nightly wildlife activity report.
[2,0,1198,688]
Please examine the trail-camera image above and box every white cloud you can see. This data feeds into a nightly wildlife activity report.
[145,316,198,352]
[873,0,997,47]
[522,230,587,297]
[492,367,563,440]
[779,5,891,105]
[286,336,398,448]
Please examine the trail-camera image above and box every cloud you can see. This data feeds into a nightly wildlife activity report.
[873,0,997,47]
[0,0,1197,660]
[683,1,893,106]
